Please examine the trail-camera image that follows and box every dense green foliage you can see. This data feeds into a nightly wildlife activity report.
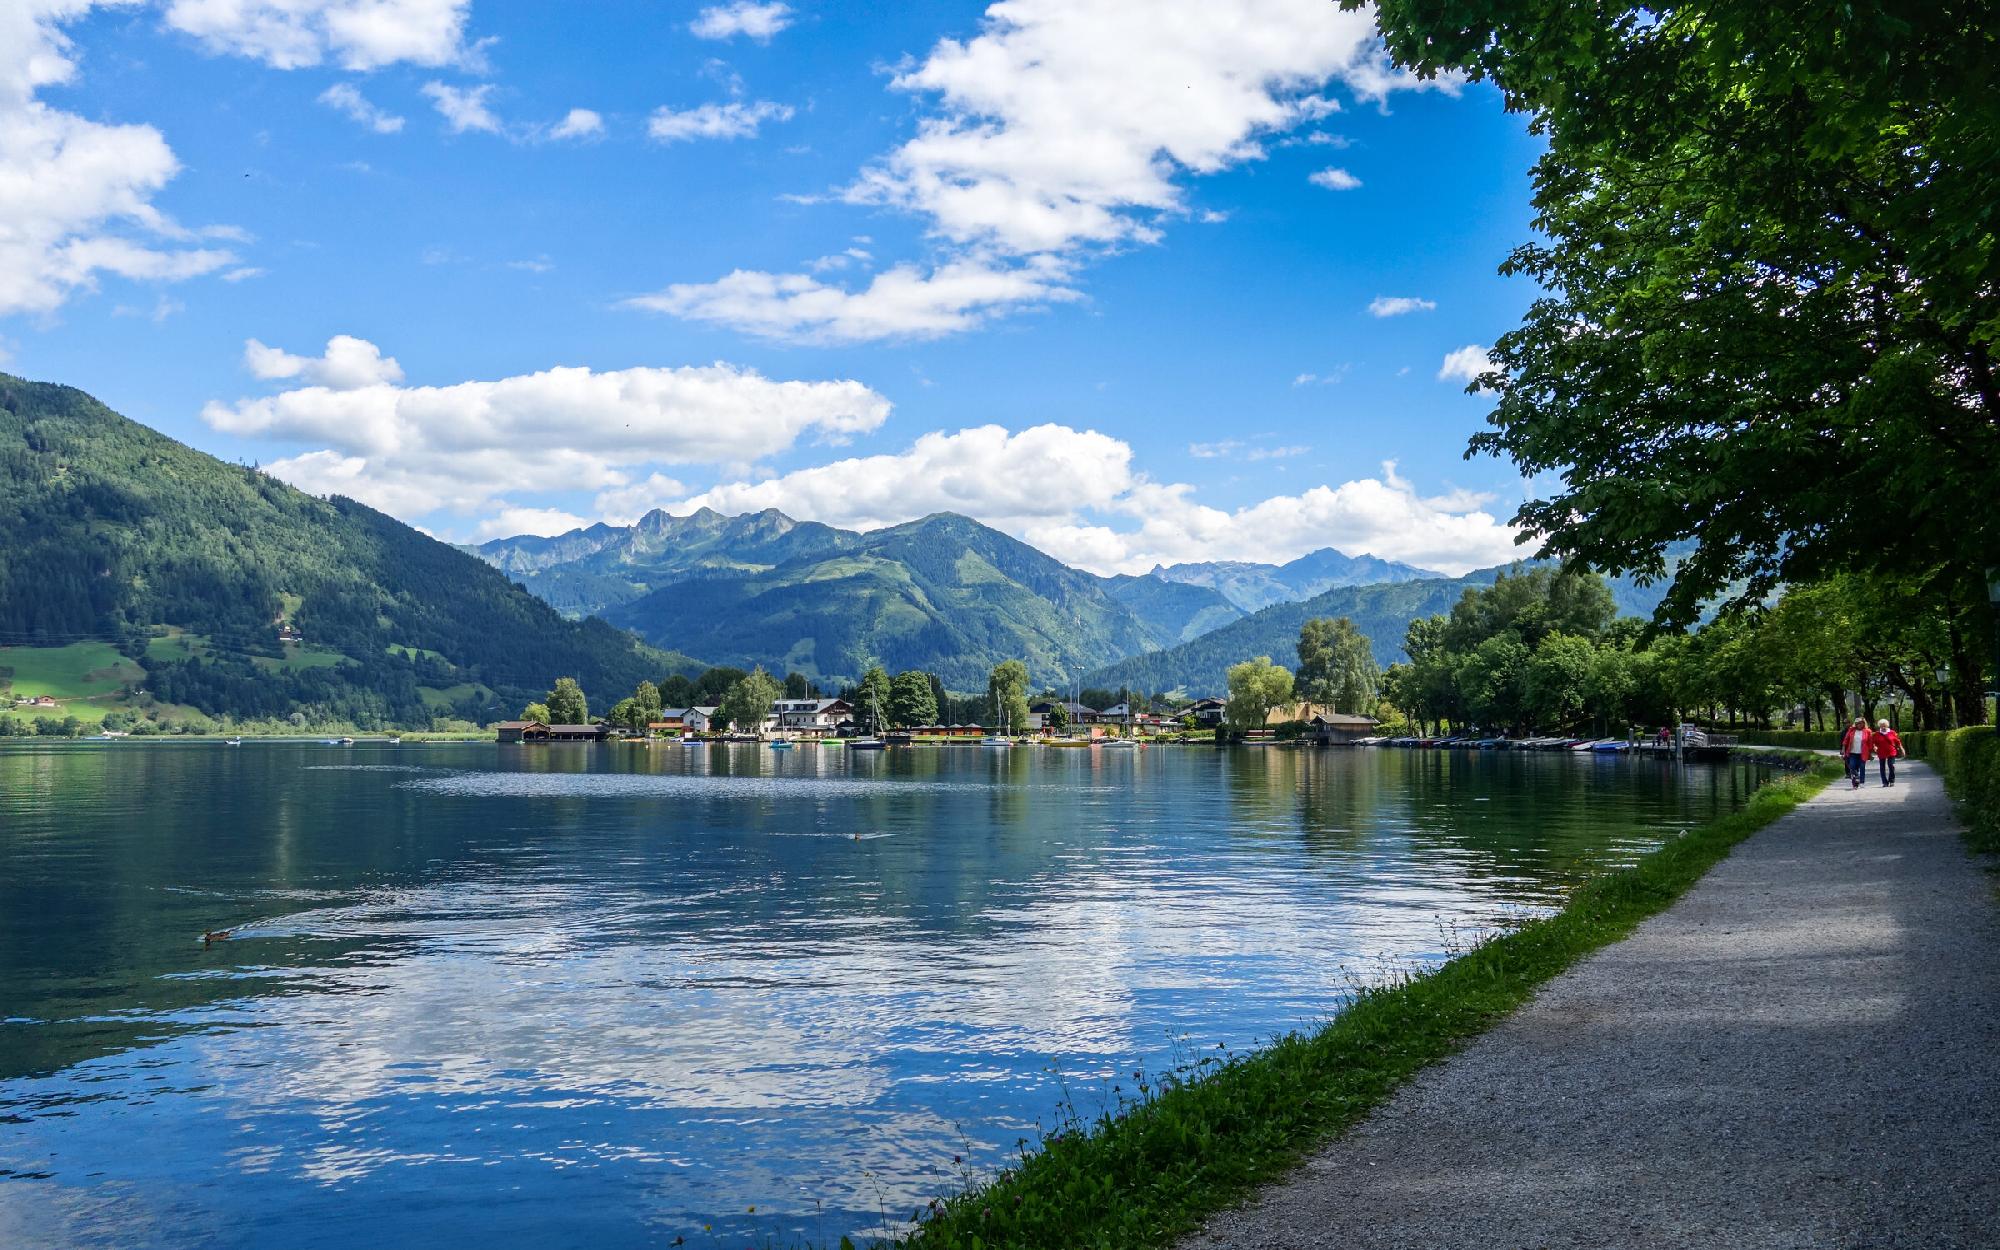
[1358,1,1999,655]
[545,677,588,725]
[1223,656,1293,730]
[895,760,1839,1249]
[606,514,1161,690]
[1903,727,2000,854]
[1295,617,1378,714]
[986,660,1031,735]
[716,668,780,734]
[0,376,695,728]
[888,669,939,728]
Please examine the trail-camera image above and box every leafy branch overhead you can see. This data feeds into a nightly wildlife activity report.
[1355,0,2000,624]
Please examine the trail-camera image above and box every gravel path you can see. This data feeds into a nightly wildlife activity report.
[1185,761,2000,1250]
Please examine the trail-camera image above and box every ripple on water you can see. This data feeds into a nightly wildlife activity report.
[399,772,998,799]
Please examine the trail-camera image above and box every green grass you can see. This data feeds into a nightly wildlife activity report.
[890,756,1841,1250]
[387,642,448,662]
[249,643,350,672]
[0,642,143,701]
[418,682,492,710]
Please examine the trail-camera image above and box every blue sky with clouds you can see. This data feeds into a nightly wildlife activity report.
[5,0,1544,575]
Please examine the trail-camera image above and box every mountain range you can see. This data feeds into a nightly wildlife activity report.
[474,509,1494,690]
[1149,549,1444,612]
[0,375,694,727]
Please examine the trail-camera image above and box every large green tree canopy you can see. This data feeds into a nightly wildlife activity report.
[1356,1,1999,629]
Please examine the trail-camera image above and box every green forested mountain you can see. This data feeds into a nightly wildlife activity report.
[603,513,1167,689]
[0,375,695,727]
[1084,576,1491,696]
[1150,548,1445,612]
[1101,574,1245,644]
[473,507,856,618]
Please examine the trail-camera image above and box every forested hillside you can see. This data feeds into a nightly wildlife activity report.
[0,375,694,727]
[605,513,1165,689]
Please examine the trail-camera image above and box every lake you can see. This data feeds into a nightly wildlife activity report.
[0,741,1765,1248]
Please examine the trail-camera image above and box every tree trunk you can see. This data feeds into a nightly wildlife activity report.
[1948,614,1990,726]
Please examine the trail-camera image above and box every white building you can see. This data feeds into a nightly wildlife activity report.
[771,698,853,735]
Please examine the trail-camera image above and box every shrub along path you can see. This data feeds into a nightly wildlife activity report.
[1184,761,2000,1250]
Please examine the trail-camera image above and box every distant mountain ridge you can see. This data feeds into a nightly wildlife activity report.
[599,513,1172,690]
[1083,558,1678,696]
[477,508,1678,696]
[1149,548,1445,612]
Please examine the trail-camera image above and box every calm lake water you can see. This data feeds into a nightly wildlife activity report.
[0,741,1765,1248]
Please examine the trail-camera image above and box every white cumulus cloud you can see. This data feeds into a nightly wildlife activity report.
[0,2,236,316]
[1308,166,1361,190]
[669,424,1137,531]
[642,0,1445,343]
[205,338,893,522]
[162,0,473,71]
[1438,344,1497,386]
[547,107,603,140]
[650,427,1521,576]
[421,81,499,133]
[318,82,405,133]
[1367,295,1434,317]
[689,1,793,42]
[647,100,792,143]
[625,255,1079,344]
[244,334,405,389]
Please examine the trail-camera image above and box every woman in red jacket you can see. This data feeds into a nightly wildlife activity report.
[1871,718,1902,787]
[1840,717,1871,789]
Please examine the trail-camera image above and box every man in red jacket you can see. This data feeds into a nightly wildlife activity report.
[1871,718,1903,787]
[1840,717,1871,789]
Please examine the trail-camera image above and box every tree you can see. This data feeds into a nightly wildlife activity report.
[545,677,587,725]
[1224,656,1294,730]
[783,671,810,700]
[717,668,780,734]
[1358,0,1998,709]
[1042,700,1069,732]
[1296,616,1379,713]
[888,670,939,728]
[607,697,640,734]
[1524,632,1594,731]
[856,665,893,731]
[658,674,694,707]
[520,701,550,723]
[691,667,748,706]
[986,660,1032,735]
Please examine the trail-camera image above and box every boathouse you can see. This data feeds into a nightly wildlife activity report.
[495,721,610,743]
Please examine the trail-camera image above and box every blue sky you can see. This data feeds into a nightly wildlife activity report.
[5,0,1544,575]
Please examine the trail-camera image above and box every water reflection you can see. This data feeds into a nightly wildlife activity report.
[0,742,1760,1248]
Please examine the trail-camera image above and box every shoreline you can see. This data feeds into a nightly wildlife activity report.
[890,751,1840,1250]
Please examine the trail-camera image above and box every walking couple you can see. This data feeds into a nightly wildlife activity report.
[1840,717,1902,789]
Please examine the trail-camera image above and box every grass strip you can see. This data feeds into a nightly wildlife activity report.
[885,756,1842,1250]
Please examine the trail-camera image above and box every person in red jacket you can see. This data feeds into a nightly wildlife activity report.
[1871,718,1903,787]
[1840,717,1871,789]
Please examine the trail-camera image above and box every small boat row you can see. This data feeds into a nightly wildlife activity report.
[1363,735,1633,752]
